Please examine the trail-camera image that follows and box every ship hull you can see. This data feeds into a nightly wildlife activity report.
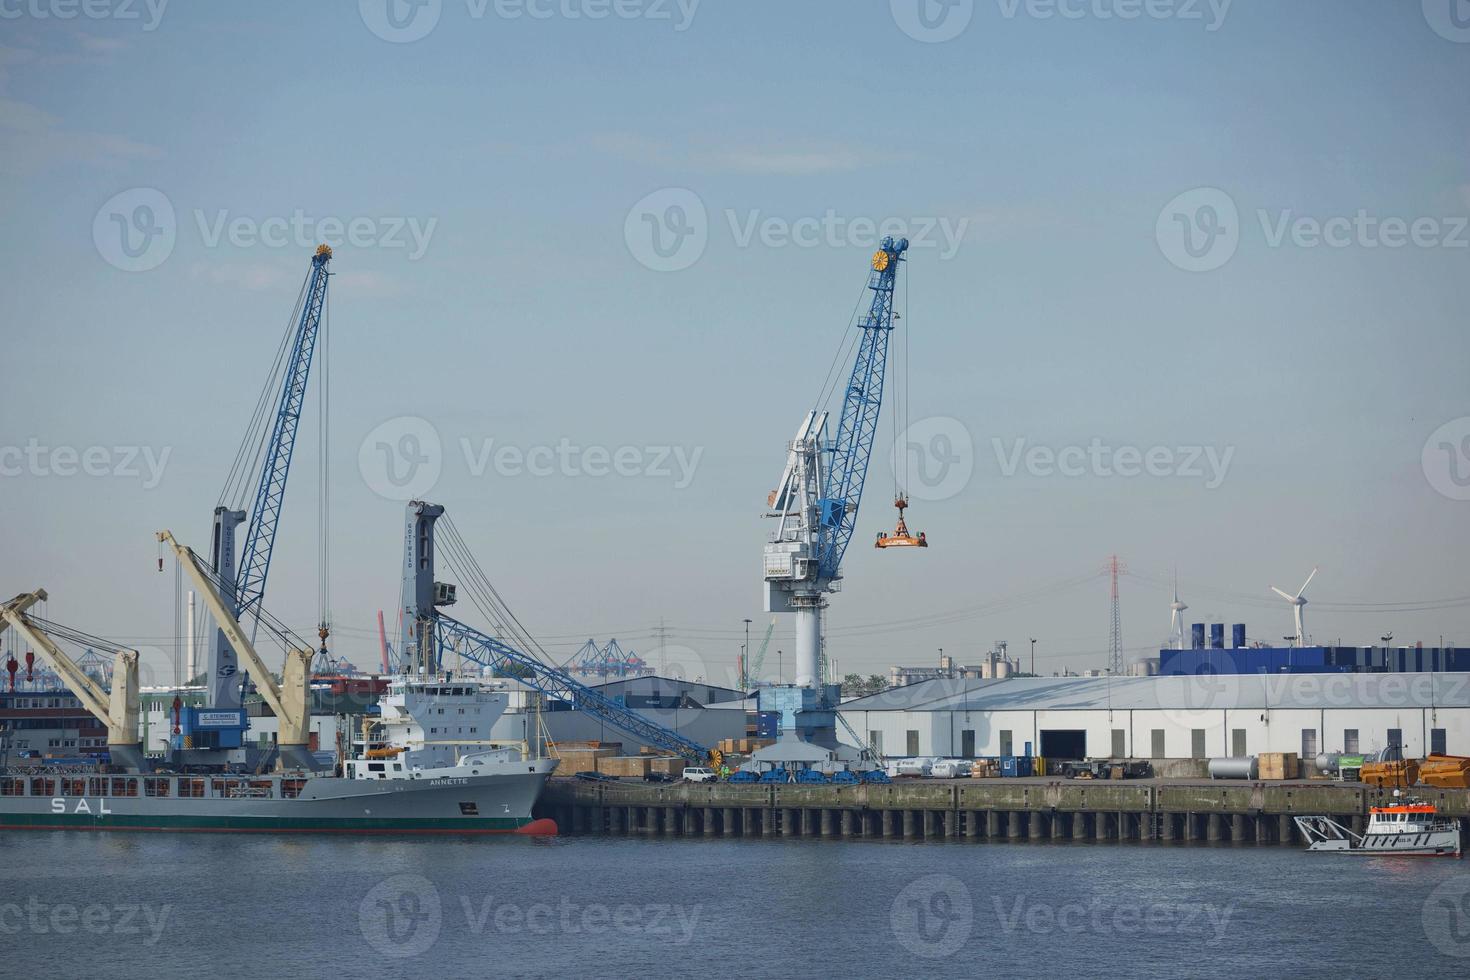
[1304,830,1461,857]
[0,768,555,835]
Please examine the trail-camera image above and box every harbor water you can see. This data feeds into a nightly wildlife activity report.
[1,834,1467,978]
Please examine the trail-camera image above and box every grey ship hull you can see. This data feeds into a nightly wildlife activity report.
[0,765,555,834]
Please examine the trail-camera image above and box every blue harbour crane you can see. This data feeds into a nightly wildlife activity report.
[763,236,915,691]
[202,244,332,742]
[757,236,922,762]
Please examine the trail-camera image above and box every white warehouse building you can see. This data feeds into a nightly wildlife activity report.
[837,673,1470,762]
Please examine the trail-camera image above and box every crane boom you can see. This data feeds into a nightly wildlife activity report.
[235,243,332,623]
[763,236,908,691]
[206,245,331,713]
[816,236,906,579]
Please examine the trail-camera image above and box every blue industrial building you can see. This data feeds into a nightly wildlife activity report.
[1160,621,1470,675]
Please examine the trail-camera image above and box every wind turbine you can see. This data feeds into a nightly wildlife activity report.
[1271,566,1317,648]
[1169,571,1188,650]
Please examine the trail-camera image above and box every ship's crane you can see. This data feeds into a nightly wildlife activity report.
[158,531,317,771]
[0,590,145,770]
[205,244,332,719]
[763,236,916,691]
[399,501,711,763]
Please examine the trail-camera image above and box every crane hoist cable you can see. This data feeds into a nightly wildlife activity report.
[875,258,927,549]
[218,274,312,512]
[316,287,332,667]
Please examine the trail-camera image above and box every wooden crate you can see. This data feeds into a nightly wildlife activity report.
[597,755,652,778]
[1258,752,1299,780]
[647,757,684,776]
[552,746,617,774]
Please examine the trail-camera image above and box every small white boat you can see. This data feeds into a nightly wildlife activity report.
[1295,791,1462,857]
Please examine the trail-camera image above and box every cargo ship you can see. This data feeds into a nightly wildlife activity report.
[1294,791,1462,857]
[0,676,557,834]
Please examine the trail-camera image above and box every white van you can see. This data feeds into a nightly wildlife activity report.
[682,767,717,783]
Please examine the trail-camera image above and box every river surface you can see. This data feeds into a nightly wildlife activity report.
[2,833,1468,978]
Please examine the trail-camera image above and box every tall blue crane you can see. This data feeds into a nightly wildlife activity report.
[205,244,332,714]
[763,236,909,691]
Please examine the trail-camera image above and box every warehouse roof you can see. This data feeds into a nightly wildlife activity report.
[838,672,1470,713]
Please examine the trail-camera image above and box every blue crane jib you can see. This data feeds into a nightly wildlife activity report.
[206,245,331,713]
[815,235,907,580]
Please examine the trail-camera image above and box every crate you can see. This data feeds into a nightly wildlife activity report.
[597,755,652,778]
[552,746,618,774]
[1258,752,1299,781]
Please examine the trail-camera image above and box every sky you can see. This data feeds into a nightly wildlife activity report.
[1,0,1468,690]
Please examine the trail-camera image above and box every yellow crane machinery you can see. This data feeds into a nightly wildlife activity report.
[0,590,146,770]
[157,530,319,772]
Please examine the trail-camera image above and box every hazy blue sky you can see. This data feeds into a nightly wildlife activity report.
[2,1,1468,687]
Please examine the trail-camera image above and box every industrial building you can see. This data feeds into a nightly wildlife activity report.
[887,643,1021,689]
[491,675,750,751]
[837,673,1470,761]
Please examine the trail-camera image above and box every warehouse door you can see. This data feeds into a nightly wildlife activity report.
[1040,730,1086,759]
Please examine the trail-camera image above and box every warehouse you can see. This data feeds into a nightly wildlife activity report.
[837,673,1470,762]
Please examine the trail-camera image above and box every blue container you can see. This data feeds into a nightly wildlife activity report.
[1000,756,1017,776]
[1191,624,1206,649]
[1016,756,1033,777]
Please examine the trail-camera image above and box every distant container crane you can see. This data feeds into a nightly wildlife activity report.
[571,639,651,680]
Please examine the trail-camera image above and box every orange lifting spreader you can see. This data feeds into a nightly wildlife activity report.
[875,495,927,549]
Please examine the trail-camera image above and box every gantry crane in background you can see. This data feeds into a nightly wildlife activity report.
[197,245,332,749]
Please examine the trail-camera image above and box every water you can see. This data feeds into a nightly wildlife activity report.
[1,833,1467,978]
